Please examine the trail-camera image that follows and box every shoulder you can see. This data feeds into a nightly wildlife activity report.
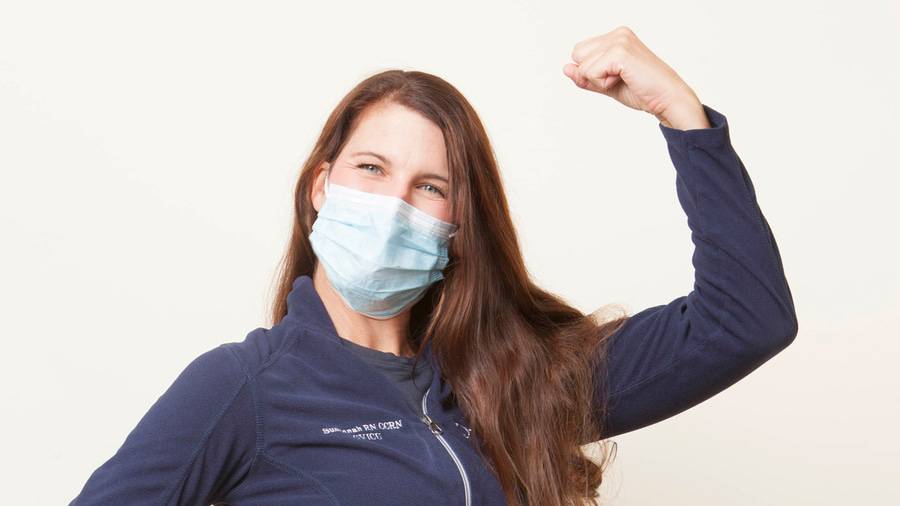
[221,319,306,378]
[167,343,249,408]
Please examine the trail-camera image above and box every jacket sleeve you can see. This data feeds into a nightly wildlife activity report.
[597,104,799,439]
[69,343,258,505]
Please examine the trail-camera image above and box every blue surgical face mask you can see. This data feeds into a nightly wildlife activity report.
[308,169,458,319]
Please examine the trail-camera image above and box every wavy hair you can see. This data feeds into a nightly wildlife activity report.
[269,69,629,505]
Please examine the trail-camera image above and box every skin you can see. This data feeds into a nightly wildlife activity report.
[309,99,453,358]
[562,25,711,130]
[310,25,710,358]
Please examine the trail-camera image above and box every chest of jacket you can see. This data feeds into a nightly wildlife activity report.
[222,323,508,505]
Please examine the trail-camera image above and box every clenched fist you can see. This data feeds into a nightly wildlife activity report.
[562,26,711,130]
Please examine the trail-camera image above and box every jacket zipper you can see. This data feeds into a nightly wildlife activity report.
[420,385,472,506]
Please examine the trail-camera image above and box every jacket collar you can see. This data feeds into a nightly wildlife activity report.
[281,274,453,407]
[284,273,340,338]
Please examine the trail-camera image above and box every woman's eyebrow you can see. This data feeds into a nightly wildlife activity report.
[422,173,449,184]
[352,150,391,163]
[351,150,449,183]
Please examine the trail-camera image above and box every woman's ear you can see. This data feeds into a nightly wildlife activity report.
[311,162,331,213]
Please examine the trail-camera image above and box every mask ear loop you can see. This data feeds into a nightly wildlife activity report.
[323,166,332,198]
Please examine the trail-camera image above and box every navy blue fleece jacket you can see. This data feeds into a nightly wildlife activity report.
[69,103,798,505]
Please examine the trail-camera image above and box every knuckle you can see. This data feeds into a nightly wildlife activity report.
[614,44,630,58]
[615,27,636,46]
[571,38,591,62]
[614,34,635,54]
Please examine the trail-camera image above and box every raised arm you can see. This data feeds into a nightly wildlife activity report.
[596,103,798,439]
[69,344,257,505]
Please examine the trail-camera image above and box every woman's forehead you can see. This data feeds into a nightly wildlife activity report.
[345,102,449,174]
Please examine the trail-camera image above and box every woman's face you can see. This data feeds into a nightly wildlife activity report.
[312,101,453,224]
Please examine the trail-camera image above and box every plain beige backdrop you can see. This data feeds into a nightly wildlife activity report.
[2,1,898,504]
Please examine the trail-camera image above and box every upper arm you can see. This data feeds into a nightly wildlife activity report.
[598,293,795,439]
[69,344,258,505]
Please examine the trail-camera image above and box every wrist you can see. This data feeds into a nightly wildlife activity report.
[656,92,709,130]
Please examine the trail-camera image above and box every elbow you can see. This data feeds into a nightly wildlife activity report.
[774,317,798,351]
[762,281,799,352]
[783,313,799,342]
[758,307,799,357]
[775,295,799,347]
[740,290,798,357]
[775,278,800,349]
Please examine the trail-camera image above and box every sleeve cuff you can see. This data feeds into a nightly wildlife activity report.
[658,103,730,148]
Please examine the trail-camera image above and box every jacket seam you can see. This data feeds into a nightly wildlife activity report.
[161,345,251,505]
[606,316,720,401]
[219,448,264,501]
[687,140,796,338]
[256,325,308,376]
[260,452,341,506]
[248,326,348,498]
[225,345,265,451]
[218,323,312,500]
[223,343,265,501]
[607,142,734,400]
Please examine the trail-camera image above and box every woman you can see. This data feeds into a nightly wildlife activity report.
[70,27,798,506]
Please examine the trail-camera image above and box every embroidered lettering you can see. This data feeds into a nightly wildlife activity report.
[320,418,405,441]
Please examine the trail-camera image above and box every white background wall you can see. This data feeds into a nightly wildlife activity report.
[2,1,897,504]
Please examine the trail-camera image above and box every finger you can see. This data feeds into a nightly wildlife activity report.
[568,63,590,88]
[571,36,598,64]
[570,30,617,64]
[602,73,621,89]
[562,62,578,81]
[563,62,592,89]
[580,48,626,91]
[570,53,605,90]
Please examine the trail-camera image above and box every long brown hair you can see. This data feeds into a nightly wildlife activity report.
[268,69,630,505]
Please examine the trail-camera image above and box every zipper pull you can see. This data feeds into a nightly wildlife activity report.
[421,414,444,435]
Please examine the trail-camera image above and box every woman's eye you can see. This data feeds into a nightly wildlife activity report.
[356,163,446,198]
[356,163,383,175]
[357,163,382,177]
[421,184,446,198]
